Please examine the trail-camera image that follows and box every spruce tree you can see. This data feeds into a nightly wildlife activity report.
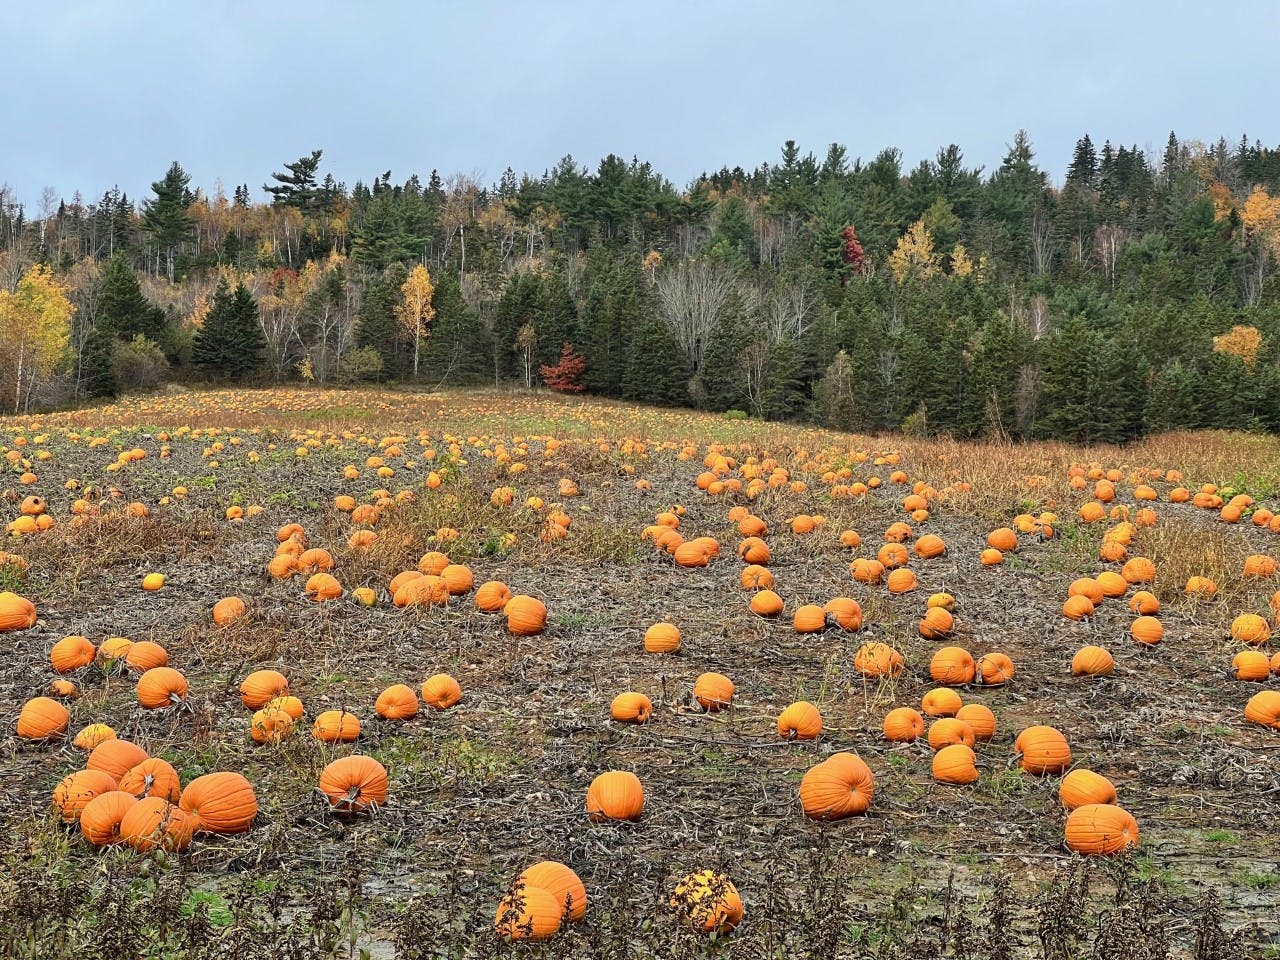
[142,161,194,281]
[420,274,492,385]
[99,254,168,344]
[77,325,118,398]
[191,280,265,380]
[622,318,690,405]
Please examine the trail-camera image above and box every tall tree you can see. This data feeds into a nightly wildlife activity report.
[98,254,167,344]
[264,150,325,213]
[0,264,73,411]
[142,161,194,281]
[395,264,435,377]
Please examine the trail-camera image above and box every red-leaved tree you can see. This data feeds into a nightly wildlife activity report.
[840,225,865,282]
[539,342,587,392]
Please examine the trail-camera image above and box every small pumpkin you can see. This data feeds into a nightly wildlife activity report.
[1244,689,1280,729]
[505,595,547,635]
[1233,650,1271,681]
[1230,613,1271,646]
[955,703,996,741]
[1129,616,1164,646]
[793,604,827,633]
[211,596,246,626]
[670,870,743,935]
[749,589,784,616]
[644,622,681,653]
[1128,591,1159,615]
[929,646,976,686]
[240,670,290,709]
[921,687,963,717]
[853,641,904,678]
[50,635,95,673]
[73,723,117,750]
[118,757,181,802]
[932,743,979,784]
[1071,645,1114,677]
[475,580,512,612]
[883,706,925,742]
[693,672,734,712]
[927,717,976,750]
[0,591,37,631]
[312,709,361,743]
[918,606,954,640]
[136,667,188,709]
[976,652,1015,686]
[823,597,863,630]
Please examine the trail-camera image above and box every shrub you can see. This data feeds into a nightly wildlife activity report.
[338,346,384,383]
[112,336,170,392]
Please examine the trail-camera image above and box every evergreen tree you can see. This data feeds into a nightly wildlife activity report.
[759,338,807,420]
[191,280,265,380]
[77,325,118,398]
[264,150,325,213]
[420,274,492,385]
[621,318,690,405]
[355,265,407,377]
[142,161,194,281]
[99,254,168,344]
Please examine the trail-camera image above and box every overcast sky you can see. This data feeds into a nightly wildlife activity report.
[5,0,1278,209]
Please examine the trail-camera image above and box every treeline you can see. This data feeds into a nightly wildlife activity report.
[2,130,1280,438]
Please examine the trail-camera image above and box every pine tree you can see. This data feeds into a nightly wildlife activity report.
[99,254,168,344]
[264,150,325,213]
[621,318,690,405]
[191,280,265,380]
[142,161,193,281]
[77,325,118,398]
[420,273,491,386]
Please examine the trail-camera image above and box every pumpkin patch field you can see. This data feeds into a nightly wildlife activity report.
[3,386,1280,958]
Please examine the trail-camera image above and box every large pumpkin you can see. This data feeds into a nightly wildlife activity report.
[1064,803,1139,855]
[518,861,587,923]
[777,701,823,740]
[505,595,547,636]
[585,770,644,822]
[1015,725,1072,775]
[494,885,563,942]
[180,772,258,834]
[799,752,875,820]
[318,755,389,816]
[1059,769,1118,810]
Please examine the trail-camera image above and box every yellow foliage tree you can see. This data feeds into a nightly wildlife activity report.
[1213,325,1263,366]
[396,264,436,378]
[888,219,941,284]
[950,244,974,278]
[0,264,73,412]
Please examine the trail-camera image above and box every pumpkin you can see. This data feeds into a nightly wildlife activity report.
[740,564,774,589]
[1068,578,1104,605]
[394,574,447,607]
[644,622,681,653]
[737,515,767,537]
[266,695,304,721]
[296,548,335,573]
[930,646,976,686]
[73,723,116,750]
[1244,554,1277,578]
[918,607,954,640]
[1120,557,1156,584]
[976,652,1015,686]
[749,590,784,617]
[494,884,563,942]
[120,797,196,852]
[347,530,378,550]
[986,527,1018,552]
[180,772,258,834]
[777,701,823,740]
[250,707,295,744]
[852,641,904,679]
[1064,803,1139,855]
[319,755,389,816]
[313,709,361,742]
[670,870,743,935]
[305,573,343,601]
[1230,613,1271,646]
[440,564,474,595]
[241,670,290,709]
[927,717,976,750]
[886,568,918,594]
[141,573,166,591]
[1071,645,1114,677]
[420,673,462,709]
[1233,650,1271,681]
[49,678,77,698]
[52,769,119,822]
[1095,571,1128,598]
[1129,616,1164,646]
[79,790,139,846]
[518,861,587,923]
[1185,575,1217,598]
[921,687,963,717]
[1244,690,1280,729]
[822,597,863,630]
[610,692,653,724]
[1062,596,1095,621]
[17,696,69,740]
[693,672,734,711]
[736,537,770,565]
[839,529,862,549]
[850,558,885,584]
[793,604,827,633]
[211,596,246,626]
[586,770,644,822]
[979,548,1004,566]
[118,757,181,802]
[475,580,512,612]
[914,534,946,559]
[932,743,979,784]
[88,739,149,781]
[352,586,376,606]
[884,521,913,543]
[136,667,188,709]
[97,635,133,663]
[51,635,95,672]
[0,591,37,631]
[267,554,297,579]
[883,706,925,742]
[1015,725,1072,775]
[799,752,875,819]
[877,543,909,569]
[1128,591,1159,615]
[505,595,547,635]
[928,592,956,611]
[375,684,420,720]
[955,703,996,741]
[1060,769,1118,810]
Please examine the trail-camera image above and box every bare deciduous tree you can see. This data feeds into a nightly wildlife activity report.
[656,259,735,376]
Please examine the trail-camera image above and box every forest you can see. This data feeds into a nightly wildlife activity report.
[2,130,1280,440]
